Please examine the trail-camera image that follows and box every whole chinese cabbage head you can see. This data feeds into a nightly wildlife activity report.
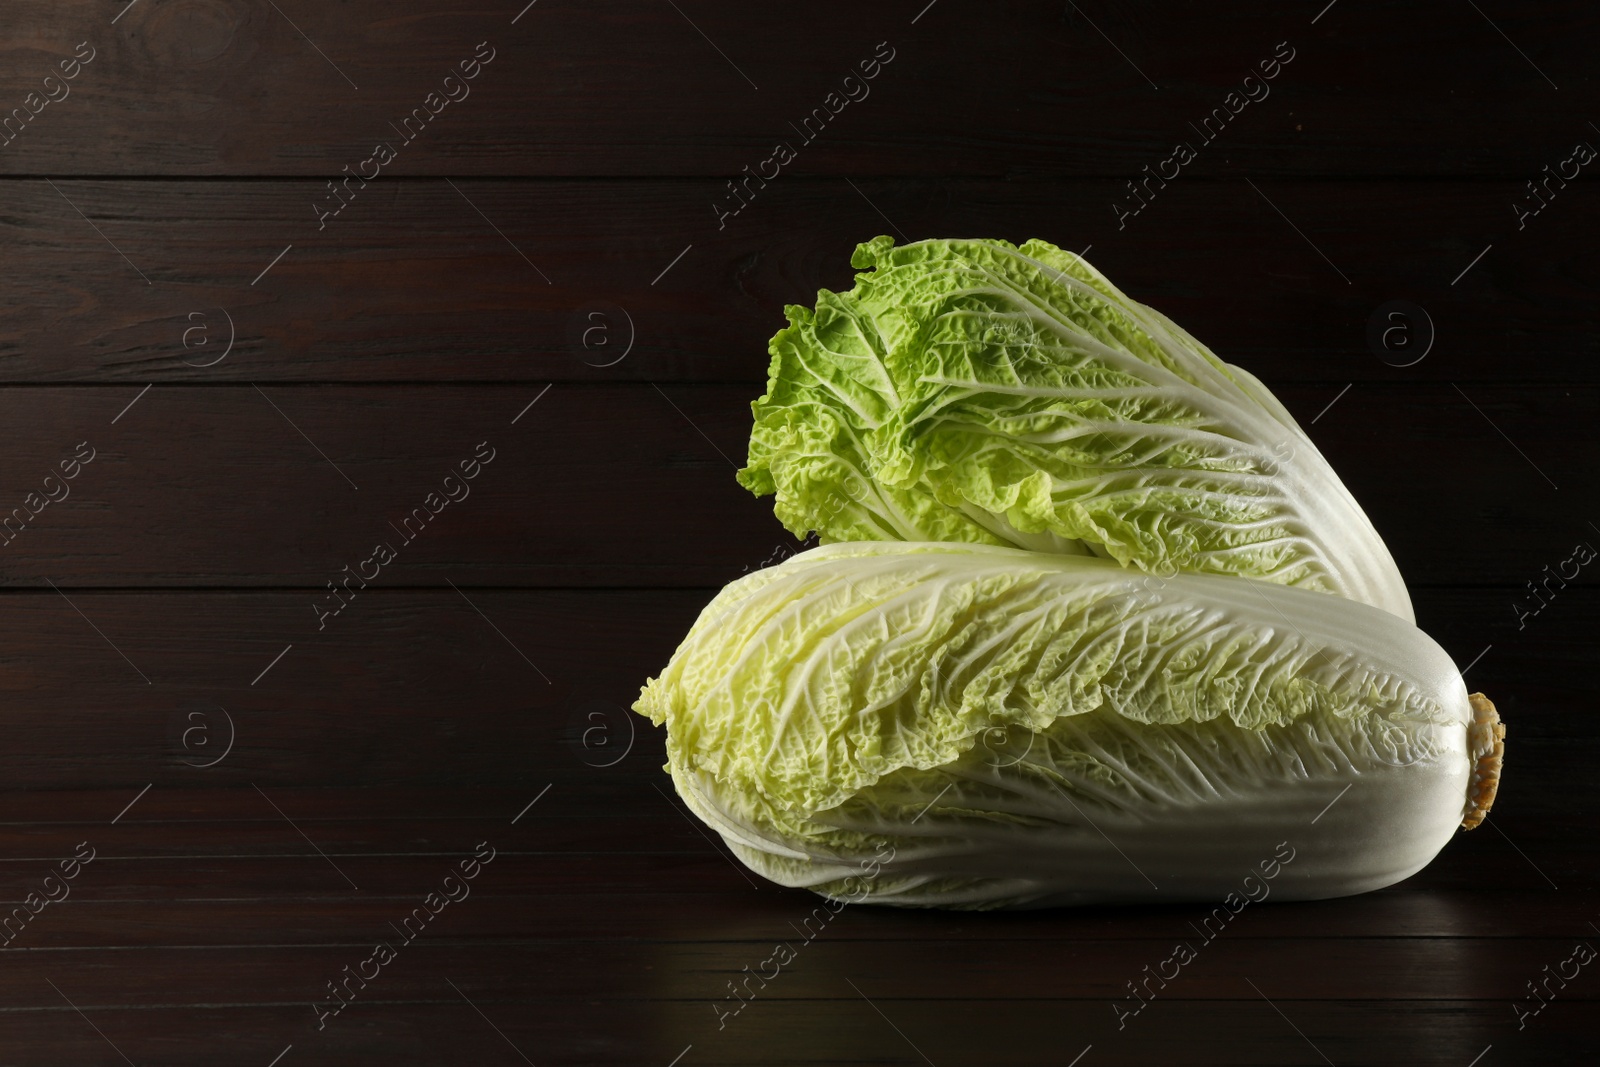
[738,236,1412,621]
[635,542,1501,909]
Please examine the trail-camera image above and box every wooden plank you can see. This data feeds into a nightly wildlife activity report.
[0,585,1590,785]
[2,886,1593,949]
[0,385,1592,587]
[0,2,1589,177]
[0,179,1593,384]
[3,940,1596,1009]
[0,999,1576,1067]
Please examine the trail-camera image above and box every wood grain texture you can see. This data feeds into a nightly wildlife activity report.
[4,938,1597,1008]
[0,1,1592,177]
[0,179,1593,383]
[0,1000,1581,1067]
[0,0,1594,1063]
[4,886,1596,950]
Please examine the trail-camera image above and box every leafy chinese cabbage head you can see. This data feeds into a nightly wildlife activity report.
[635,541,1476,909]
[738,236,1412,621]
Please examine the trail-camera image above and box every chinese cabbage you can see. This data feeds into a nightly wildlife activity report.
[739,237,1413,621]
[635,541,1501,909]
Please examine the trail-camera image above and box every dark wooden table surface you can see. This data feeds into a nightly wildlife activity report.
[2,2,1596,1064]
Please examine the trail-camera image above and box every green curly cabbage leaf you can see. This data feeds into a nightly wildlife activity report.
[738,236,1412,621]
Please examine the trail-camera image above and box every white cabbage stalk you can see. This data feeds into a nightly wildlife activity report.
[634,542,1502,910]
[739,236,1414,621]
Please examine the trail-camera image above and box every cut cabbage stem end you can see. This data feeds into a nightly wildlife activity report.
[1461,692,1504,831]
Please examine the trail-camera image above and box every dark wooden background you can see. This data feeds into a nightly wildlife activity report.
[1,2,1596,1064]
